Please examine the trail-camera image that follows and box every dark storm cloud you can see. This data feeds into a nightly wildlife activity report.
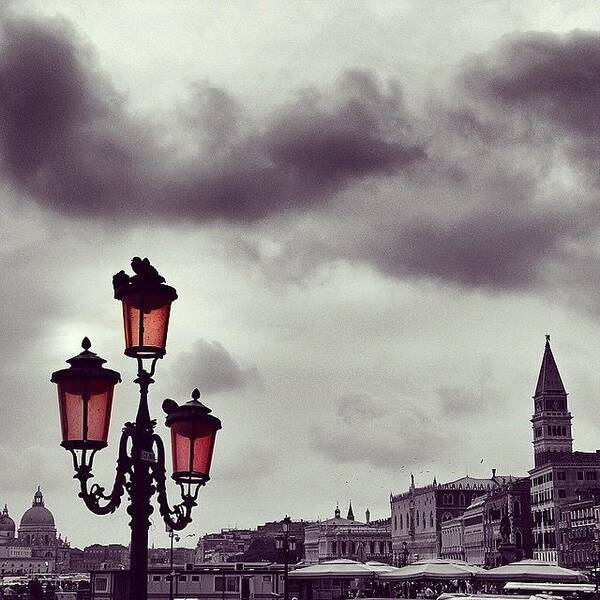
[5,9,600,298]
[0,12,424,222]
[461,30,600,137]
[243,30,600,293]
[0,15,155,217]
[172,339,261,395]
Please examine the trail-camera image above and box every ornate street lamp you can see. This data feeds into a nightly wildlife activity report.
[51,258,221,600]
[275,516,296,600]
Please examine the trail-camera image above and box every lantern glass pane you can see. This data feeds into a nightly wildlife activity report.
[57,378,115,446]
[170,420,217,481]
[122,291,172,357]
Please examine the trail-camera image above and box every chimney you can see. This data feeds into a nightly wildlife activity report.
[491,468,497,480]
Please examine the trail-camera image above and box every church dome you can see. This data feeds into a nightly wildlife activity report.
[19,488,55,529]
[0,505,15,532]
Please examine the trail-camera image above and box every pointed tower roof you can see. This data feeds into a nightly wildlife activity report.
[535,335,566,396]
[347,502,354,521]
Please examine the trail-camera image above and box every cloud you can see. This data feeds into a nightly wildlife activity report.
[4,9,600,308]
[311,392,453,469]
[0,12,424,223]
[461,31,600,138]
[231,29,600,300]
[171,339,261,395]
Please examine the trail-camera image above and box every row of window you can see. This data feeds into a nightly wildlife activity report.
[532,472,553,486]
[532,507,555,526]
[531,488,553,505]
[534,425,568,438]
[330,541,391,555]
[533,532,557,550]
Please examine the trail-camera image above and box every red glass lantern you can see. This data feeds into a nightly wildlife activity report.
[113,257,177,359]
[162,389,221,485]
[51,338,121,450]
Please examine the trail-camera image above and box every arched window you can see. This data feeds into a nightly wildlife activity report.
[400,514,403,529]
[514,500,521,517]
[459,493,465,506]
[416,512,420,526]
[422,512,425,528]
[394,516,397,530]
[430,512,434,527]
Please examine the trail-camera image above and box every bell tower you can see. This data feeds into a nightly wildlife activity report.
[531,335,573,467]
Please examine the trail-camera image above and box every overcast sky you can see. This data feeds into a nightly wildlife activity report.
[3,0,600,550]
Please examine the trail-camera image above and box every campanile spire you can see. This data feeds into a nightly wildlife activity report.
[531,335,573,467]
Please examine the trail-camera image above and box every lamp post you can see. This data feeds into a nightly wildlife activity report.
[51,258,222,600]
[168,528,195,600]
[275,516,296,600]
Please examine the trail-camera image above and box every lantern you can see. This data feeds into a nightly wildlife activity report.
[51,338,121,450]
[162,389,221,485]
[113,257,177,359]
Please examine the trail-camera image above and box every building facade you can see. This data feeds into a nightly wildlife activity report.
[304,504,391,564]
[196,529,255,563]
[483,477,532,567]
[0,488,72,573]
[529,337,600,563]
[390,473,514,562]
[440,516,464,561]
[463,496,486,566]
[557,497,600,570]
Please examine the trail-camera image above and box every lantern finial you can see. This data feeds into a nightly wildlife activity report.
[192,388,200,401]
[82,337,91,351]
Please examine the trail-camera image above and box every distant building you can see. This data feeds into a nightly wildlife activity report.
[462,496,486,566]
[483,477,532,567]
[439,477,532,568]
[440,515,464,562]
[149,545,195,568]
[557,496,600,570]
[83,543,129,571]
[197,519,309,564]
[303,503,391,564]
[529,336,600,563]
[390,472,515,562]
[0,488,72,573]
[196,529,255,563]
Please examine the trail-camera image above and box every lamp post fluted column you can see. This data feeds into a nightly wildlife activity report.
[276,516,296,600]
[51,258,222,600]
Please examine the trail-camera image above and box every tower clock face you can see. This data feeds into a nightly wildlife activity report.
[553,400,559,409]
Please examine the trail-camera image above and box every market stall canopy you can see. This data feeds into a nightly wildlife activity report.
[365,561,398,573]
[380,559,483,580]
[481,560,585,582]
[289,559,381,578]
